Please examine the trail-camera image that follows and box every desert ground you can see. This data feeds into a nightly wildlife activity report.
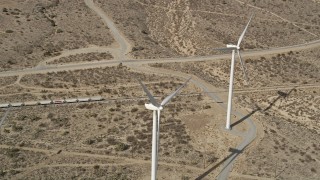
[0,0,319,179]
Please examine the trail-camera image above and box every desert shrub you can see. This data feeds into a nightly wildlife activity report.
[97,117,107,122]
[78,104,94,109]
[138,141,148,150]
[5,30,14,33]
[7,60,16,65]
[107,137,117,145]
[33,129,44,138]
[126,136,136,143]
[138,100,145,105]
[17,115,27,121]
[51,117,69,127]
[47,113,54,119]
[131,107,138,113]
[6,148,20,158]
[132,46,144,51]
[175,146,182,153]
[181,175,190,180]
[98,124,105,128]
[56,29,63,33]
[108,127,119,134]
[116,143,129,151]
[4,129,10,133]
[207,156,218,163]
[31,115,41,122]
[9,170,21,175]
[86,139,95,145]
[0,170,6,177]
[12,124,23,132]
[137,133,147,140]
[90,113,98,118]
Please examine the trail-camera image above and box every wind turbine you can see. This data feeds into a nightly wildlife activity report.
[138,77,191,180]
[216,14,254,130]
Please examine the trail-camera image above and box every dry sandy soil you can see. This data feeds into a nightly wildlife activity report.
[0,83,241,179]
[0,0,319,179]
[95,0,320,58]
[0,65,249,179]
[150,47,320,89]
[47,52,113,65]
[1,0,320,68]
[0,66,195,103]
[148,47,320,179]
[0,0,114,71]
[232,87,319,179]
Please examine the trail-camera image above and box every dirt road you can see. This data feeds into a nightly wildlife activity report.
[0,38,320,78]
[0,0,319,179]
[84,0,131,60]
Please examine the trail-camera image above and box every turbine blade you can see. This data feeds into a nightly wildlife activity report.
[237,14,254,47]
[138,79,160,107]
[160,77,191,106]
[237,50,249,84]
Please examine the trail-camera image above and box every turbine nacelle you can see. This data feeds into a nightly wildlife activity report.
[145,103,163,111]
[226,44,239,50]
[138,77,191,110]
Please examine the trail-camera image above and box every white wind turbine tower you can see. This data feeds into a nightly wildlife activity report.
[138,77,191,180]
[216,14,254,130]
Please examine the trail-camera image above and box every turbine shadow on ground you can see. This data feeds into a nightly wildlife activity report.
[263,87,296,112]
[0,108,11,128]
[231,87,297,129]
[195,87,297,179]
[195,148,242,180]
[231,109,259,128]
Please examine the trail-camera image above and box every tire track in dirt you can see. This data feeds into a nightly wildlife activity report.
[37,46,119,67]
[0,144,203,175]
[234,0,318,37]
[134,0,320,28]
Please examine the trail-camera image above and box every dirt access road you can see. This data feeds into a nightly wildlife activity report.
[1,0,320,179]
[84,0,131,61]
[0,39,320,78]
